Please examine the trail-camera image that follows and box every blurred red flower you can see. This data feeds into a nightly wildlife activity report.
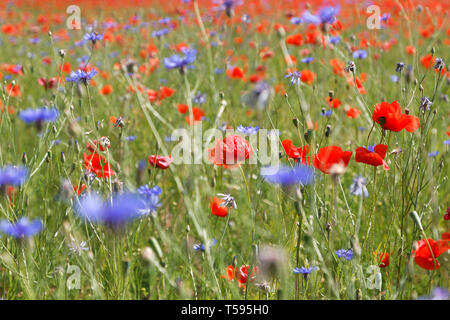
[355,144,389,170]
[414,239,450,270]
[312,146,352,174]
[208,135,253,169]
[372,101,419,132]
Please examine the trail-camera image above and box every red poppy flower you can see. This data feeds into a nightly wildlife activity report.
[221,265,237,281]
[444,207,450,221]
[282,139,310,164]
[374,252,390,268]
[148,155,172,169]
[99,84,113,95]
[420,54,435,69]
[355,144,389,170]
[330,58,345,76]
[208,135,253,169]
[312,146,352,174]
[177,104,189,114]
[300,69,316,84]
[5,84,21,97]
[83,153,115,178]
[372,101,420,132]
[158,86,175,100]
[405,45,416,55]
[285,33,302,46]
[226,67,245,79]
[185,107,205,125]
[326,97,341,108]
[74,184,86,195]
[211,197,229,217]
[345,106,361,118]
[238,265,259,288]
[414,239,450,270]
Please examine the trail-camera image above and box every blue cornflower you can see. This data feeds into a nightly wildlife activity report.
[290,17,303,24]
[158,17,171,25]
[419,97,432,110]
[193,238,217,252]
[137,185,162,215]
[236,125,259,135]
[390,75,399,83]
[336,249,353,260]
[75,192,148,227]
[427,151,439,158]
[352,50,368,59]
[444,140,450,145]
[242,14,251,24]
[366,144,376,153]
[418,287,450,300]
[301,57,314,64]
[329,36,340,44]
[193,91,207,104]
[29,37,40,44]
[151,28,171,38]
[261,165,315,186]
[318,6,340,24]
[285,71,302,86]
[19,107,59,124]
[349,175,368,197]
[396,62,405,72]
[66,68,98,85]
[301,11,322,25]
[293,266,319,275]
[0,217,42,239]
[125,136,137,141]
[214,68,224,74]
[321,109,333,117]
[0,166,28,187]
[380,13,390,22]
[83,32,104,44]
[163,48,196,71]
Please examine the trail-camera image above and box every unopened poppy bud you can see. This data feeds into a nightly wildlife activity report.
[326,223,332,233]
[328,90,334,101]
[413,79,418,86]
[292,118,300,128]
[22,152,27,164]
[219,92,225,100]
[356,289,362,300]
[410,211,423,231]
[58,49,66,58]
[404,108,410,114]
[186,225,190,233]
[211,176,216,187]
[304,129,313,142]
[48,31,52,37]
[431,47,435,55]
[52,125,57,134]
[419,84,424,92]
[46,151,52,162]
[325,124,332,137]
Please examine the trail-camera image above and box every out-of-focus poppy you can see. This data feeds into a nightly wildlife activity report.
[355,144,389,170]
[326,97,341,108]
[312,146,352,174]
[185,107,205,125]
[286,34,303,46]
[374,252,390,268]
[300,69,316,84]
[99,84,113,95]
[282,139,310,164]
[226,66,245,79]
[5,84,21,97]
[345,106,361,118]
[414,239,450,270]
[372,101,420,132]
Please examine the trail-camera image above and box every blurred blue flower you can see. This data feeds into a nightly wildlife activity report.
[293,266,318,274]
[261,165,315,186]
[0,166,28,187]
[301,57,314,64]
[427,151,439,158]
[137,185,162,215]
[237,125,259,135]
[349,175,368,197]
[352,50,368,59]
[83,32,103,44]
[66,69,97,85]
[75,192,147,226]
[0,217,42,239]
[163,48,196,70]
[390,75,399,83]
[285,71,302,86]
[193,238,217,252]
[336,249,353,260]
[19,107,59,124]
[329,36,340,44]
[418,287,449,300]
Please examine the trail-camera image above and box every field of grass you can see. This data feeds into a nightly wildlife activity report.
[0,0,448,300]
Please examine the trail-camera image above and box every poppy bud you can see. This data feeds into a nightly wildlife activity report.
[304,129,313,143]
[22,152,27,164]
[48,31,52,37]
[419,85,424,92]
[404,108,410,115]
[60,151,65,163]
[293,118,300,128]
[328,90,334,101]
[186,225,190,233]
[276,25,286,38]
[219,92,225,100]
[58,49,66,58]
[431,47,435,55]
[52,125,57,134]
[211,176,216,187]
[356,289,362,300]
[326,223,332,234]
[325,124,332,137]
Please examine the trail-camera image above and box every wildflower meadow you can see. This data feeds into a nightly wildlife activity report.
[0,0,448,303]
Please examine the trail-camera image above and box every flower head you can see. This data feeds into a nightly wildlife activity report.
[19,107,59,124]
[261,165,315,186]
[336,249,353,260]
[66,69,98,85]
[83,32,104,44]
[0,166,28,187]
[0,217,42,238]
[349,175,368,197]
